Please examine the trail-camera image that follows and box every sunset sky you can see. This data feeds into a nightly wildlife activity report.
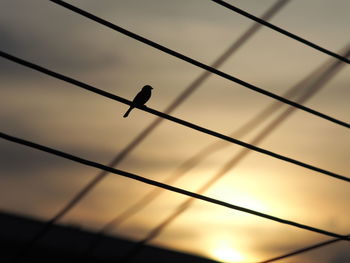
[1,0,349,262]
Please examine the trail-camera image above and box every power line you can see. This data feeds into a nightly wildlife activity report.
[258,234,350,263]
[1,49,348,262]
[3,49,349,263]
[1,132,350,244]
[1,51,346,182]
[1,0,348,262]
[209,0,350,64]
[65,0,293,257]
[2,0,348,260]
[89,44,350,246]
[49,0,350,129]
[115,47,350,262]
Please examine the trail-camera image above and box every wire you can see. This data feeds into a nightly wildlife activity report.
[209,0,350,64]
[1,0,348,262]
[258,234,350,263]
[1,51,348,182]
[1,132,350,244]
[3,49,349,263]
[115,47,350,262]
[89,44,350,245]
[3,51,350,262]
[2,0,348,260]
[49,0,350,129]
[68,0,292,257]
[11,2,293,260]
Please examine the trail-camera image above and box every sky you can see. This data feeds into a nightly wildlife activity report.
[0,0,349,262]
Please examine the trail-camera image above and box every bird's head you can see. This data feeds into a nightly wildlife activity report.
[143,85,153,90]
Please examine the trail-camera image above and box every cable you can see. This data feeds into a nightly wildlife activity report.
[49,0,350,129]
[10,1,292,259]
[1,132,350,244]
[69,0,292,256]
[2,0,346,260]
[1,51,346,182]
[4,50,349,263]
[115,47,350,262]
[1,0,348,260]
[2,52,348,260]
[258,234,350,263]
[209,0,350,64]
[89,44,350,245]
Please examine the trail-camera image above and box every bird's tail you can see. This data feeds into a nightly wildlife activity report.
[123,107,133,118]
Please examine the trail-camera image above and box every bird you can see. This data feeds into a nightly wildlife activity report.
[123,85,153,118]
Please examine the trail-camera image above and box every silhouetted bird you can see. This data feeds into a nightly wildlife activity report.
[123,85,153,118]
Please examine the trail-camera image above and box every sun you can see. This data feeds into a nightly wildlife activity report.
[211,244,244,263]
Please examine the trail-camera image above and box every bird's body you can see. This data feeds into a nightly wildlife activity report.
[123,85,153,118]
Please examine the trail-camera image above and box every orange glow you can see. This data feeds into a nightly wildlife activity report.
[207,235,246,263]
[212,247,244,262]
[210,185,269,213]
